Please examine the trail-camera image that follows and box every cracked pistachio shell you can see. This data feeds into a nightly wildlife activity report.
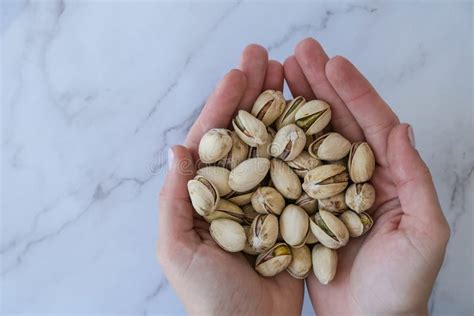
[243,225,260,255]
[287,151,322,178]
[308,132,351,161]
[228,158,270,192]
[270,159,302,200]
[295,193,318,215]
[305,229,318,245]
[210,218,246,252]
[345,183,376,213]
[232,110,268,147]
[255,243,292,277]
[248,127,275,159]
[280,205,310,248]
[228,192,254,206]
[249,214,279,253]
[287,245,312,279]
[217,132,249,169]
[197,166,232,197]
[276,96,306,130]
[242,203,259,225]
[251,90,286,126]
[348,142,376,183]
[318,192,347,214]
[295,100,332,135]
[302,164,349,199]
[270,124,306,161]
[204,199,245,224]
[310,210,349,249]
[198,128,233,164]
[187,175,220,216]
[339,210,373,237]
[251,187,285,216]
[312,244,337,285]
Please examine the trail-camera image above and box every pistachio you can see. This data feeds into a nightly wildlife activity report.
[269,124,306,161]
[287,245,312,279]
[187,175,220,216]
[305,229,318,244]
[249,214,279,253]
[276,96,306,130]
[309,210,349,249]
[295,193,318,215]
[217,131,249,169]
[255,243,292,277]
[279,205,310,248]
[204,199,246,224]
[295,100,332,135]
[198,128,233,163]
[243,225,260,255]
[228,192,254,206]
[197,166,232,197]
[339,210,373,237]
[242,203,259,225]
[228,158,270,192]
[348,142,375,183]
[209,218,246,252]
[302,164,349,199]
[232,110,268,147]
[318,192,347,214]
[251,187,285,216]
[248,127,275,159]
[312,244,337,284]
[345,183,376,213]
[308,132,351,161]
[287,151,322,178]
[251,90,286,126]
[270,158,302,200]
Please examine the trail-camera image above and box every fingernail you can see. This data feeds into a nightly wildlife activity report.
[407,125,416,148]
[167,147,175,171]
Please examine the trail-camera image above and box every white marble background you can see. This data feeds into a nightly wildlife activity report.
[1,0,472,315]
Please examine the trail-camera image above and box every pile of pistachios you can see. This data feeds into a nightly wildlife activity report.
[187,90,376,283]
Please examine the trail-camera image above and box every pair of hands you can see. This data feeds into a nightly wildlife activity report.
[157,38,450,315]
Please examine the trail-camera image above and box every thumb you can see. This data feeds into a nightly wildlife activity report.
[386,124,447,227]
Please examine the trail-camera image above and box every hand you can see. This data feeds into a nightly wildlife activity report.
[284,38,450,315]
[157,45,304,315]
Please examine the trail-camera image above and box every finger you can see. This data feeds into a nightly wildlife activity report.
[185,69,247,153]
[158,146,197,248]
[387,124,449,228]
[263,60,284,91]
[238,44,268,110]
[295,38,364,141]
[325,56,400,166]
[283,55,315,100]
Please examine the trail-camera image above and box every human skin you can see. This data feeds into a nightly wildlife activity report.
[157,38,450,316]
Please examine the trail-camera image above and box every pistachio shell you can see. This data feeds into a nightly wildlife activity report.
[309,210,349,249]
[204,199,245,224]
[217,131,249,169]
[255,243,292,277]
[345,182,376,213]
[318,192,347,214]
[312,244,337,284]
[339,210,373,237]
[232,110,268,147]
[295,193,318,215]
[305,229,318,244]
[251,187,285,215]
[251,90,286,126]
[209,219,246,252]
[249,214,279,252]
[243,225,260,255]
[270,158,302,199]
[308,132,351,161]
[198,128,233,164]
[242,203,259,225]
[228,192,254,206]
[187,175,220,216]
[287,151,322,178]
[302,164,349,199]
[287,245,312,279]
[197,166,232,197]
[279,205,309,248]
[276,96,306,130]
[348,142,375,183]
[228,158,270,192]
[270,124,306,161]
[295,100,332,135]
[248,127,275,159]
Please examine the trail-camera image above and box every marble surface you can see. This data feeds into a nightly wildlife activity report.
[1,0,473,315]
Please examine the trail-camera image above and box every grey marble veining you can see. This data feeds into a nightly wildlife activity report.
[1,1,472,315]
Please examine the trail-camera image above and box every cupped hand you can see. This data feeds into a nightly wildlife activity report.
[284,38,450,316]
[157,45,304,315]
